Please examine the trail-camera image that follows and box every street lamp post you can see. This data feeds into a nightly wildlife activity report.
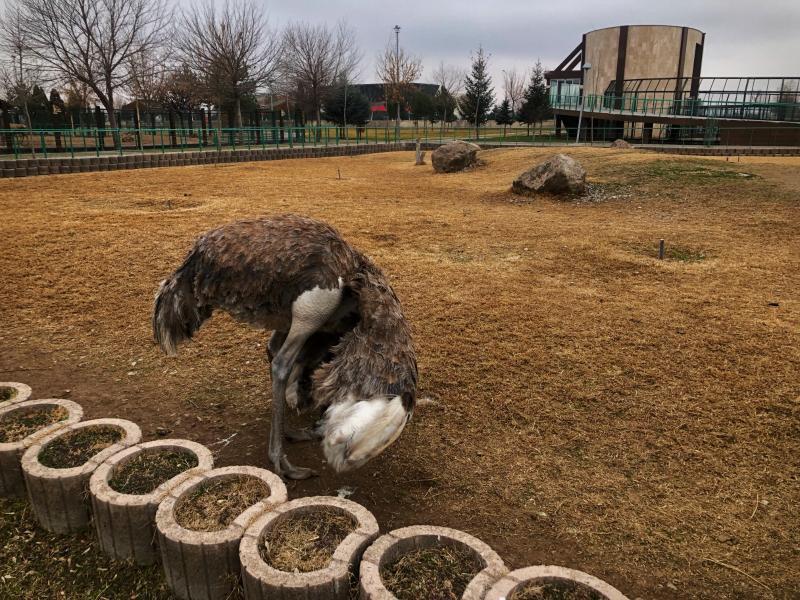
[576,63,592,143]
[394,25,401,138]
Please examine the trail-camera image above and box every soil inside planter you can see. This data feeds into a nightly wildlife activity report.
[381,545,483,600]
[174,475,270,532]
[511,580,603,600]
[38,426,123,469]
[261,509,356,572]
[0,406,68,443]
[0,387,17,402]
[108,450,199,495]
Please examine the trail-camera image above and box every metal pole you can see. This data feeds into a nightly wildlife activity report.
[394,25,401,138]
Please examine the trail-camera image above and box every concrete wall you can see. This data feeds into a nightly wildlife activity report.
[582,25,704,98]
[583,27,620,97]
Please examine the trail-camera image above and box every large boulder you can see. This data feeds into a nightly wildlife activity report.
[432,141,481,173]
[610,139,632,148]
[512,154,587,197]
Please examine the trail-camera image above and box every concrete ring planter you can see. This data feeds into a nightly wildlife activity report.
[21,418,141,533]
[0,382,33,408]
[240,496,379,600]
[483,566,629,600]
[0,399,83,496]
[89,439,214,565]
[359,525,507,600]
[155,465,288,600]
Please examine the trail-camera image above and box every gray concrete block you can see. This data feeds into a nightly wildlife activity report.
[0,399,82,497]
[359,525,507,600]
[90,439,214,565]
[240,496,379,600]
[21,418,141,533]
[484,566,630,600]
[155,465,288,600]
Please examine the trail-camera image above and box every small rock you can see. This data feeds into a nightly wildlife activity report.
[666,582,678,591]
[610,139,632,148]
[156,427,171,436]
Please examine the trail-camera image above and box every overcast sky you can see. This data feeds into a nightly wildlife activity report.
[256,0,799,95]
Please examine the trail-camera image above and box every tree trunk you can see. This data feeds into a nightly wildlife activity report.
[100,88,120,150]
[235,96,243,129]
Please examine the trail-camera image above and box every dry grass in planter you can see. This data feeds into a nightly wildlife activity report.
[484,567,629,600]
[240,496,379,600]
[0,382,32,407]
[156,466,287,600]
[21,418,141,533]
[262,509,357,572]
[38,425,123,468]
[174,474,271,532]
[89,439,214,566]
[0,405,69,443]
[108,450,199,495]
[0,399,84,497]
[511,581,603,600]
[360,526,506,600]
[381,545,483,600]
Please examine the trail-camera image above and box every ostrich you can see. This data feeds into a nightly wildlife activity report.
[152,214,417,479]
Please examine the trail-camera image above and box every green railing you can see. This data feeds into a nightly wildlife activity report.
[551,94,800,122]
[0,125,409,159]
[2,120,800,159]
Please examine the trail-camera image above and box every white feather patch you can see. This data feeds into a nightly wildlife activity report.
[321,396,408,472]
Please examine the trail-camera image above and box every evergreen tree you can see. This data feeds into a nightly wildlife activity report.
[495,97,513,131]
[433,88,457,123]
[519,60,551,134]
[322,83,371,127]
[460,47,494,133]
[409,90,435,124]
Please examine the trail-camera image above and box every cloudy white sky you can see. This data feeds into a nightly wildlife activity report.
[256,0,799,93]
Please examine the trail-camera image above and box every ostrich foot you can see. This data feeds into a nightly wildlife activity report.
[279,455,318,480]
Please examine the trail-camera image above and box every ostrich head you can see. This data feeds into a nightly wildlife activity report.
[319,391,414,472]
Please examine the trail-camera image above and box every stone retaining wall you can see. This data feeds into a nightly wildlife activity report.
[0,143,410,178]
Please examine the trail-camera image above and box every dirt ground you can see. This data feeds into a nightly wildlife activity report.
[1,148,798,599]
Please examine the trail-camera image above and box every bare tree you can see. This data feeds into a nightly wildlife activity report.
[0,5,42,130]
[432,61,465,129]
[179,0,281,128]
[128,47,171,110]
[281,20,361,130]
[375,40,422,128]
[502,67,526,117]
[10,0,170,135]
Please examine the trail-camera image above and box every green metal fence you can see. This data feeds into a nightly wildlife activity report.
[2,120,799,159]
[551,93,800,122]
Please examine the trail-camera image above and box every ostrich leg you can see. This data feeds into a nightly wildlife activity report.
[268,285,343,479]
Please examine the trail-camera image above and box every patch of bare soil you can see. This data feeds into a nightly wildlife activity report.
[380,545,482,600]
[0,405,68,443]
[174,475,269,531]
[261,509,356,572]
[38,426,122,468]
[108,450,198,495]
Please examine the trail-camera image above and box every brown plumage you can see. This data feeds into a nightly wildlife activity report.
[153,214,417,479]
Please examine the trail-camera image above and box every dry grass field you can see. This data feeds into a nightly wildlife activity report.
[0,147,798,599]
